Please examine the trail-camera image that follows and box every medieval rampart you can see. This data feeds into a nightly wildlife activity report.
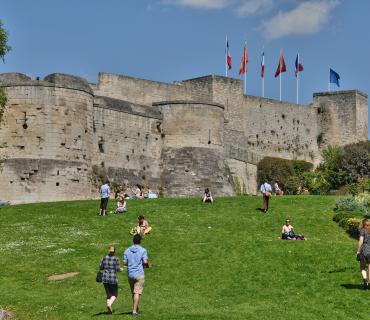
[0,72,367,203]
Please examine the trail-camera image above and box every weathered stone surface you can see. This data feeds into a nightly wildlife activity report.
[0,72,367,203]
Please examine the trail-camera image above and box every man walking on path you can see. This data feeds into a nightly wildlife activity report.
[260,179,272,213]
[123,234,150,316]
[99,180,110,216]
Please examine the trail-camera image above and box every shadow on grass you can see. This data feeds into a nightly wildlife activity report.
[340,283,364,290]
[92,311,132,317]
[328,267,351,273]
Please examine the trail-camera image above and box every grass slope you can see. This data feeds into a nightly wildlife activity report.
[0,196,368,320]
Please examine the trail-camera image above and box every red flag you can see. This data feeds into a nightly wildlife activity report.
[239,45,248,75]
[226,40,232,70]
[261,51,265,78]
[274,52,287,77]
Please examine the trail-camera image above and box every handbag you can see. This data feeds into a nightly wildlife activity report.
[263,184,271,197]
[96,271,103,283]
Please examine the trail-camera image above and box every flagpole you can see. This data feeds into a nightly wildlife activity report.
[296,53,299,104]
[279,50,282,101]
[244,41,247,95]
[244,52,247,95]
[225,36,228,77]
[262,47,265,98]
[328,69,330,92]
[280,73,282,101]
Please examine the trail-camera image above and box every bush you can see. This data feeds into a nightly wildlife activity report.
[334,197,368,214]
[332,185,351,196]
[354,192,370,207]
[337,141,370,185]
[303,171,331,195]
[292,160,313,175]
[332,211,354,222]
[338,217,361,238]
[348,178,370,196]
[284,175,304,195]
[257,157,295,190]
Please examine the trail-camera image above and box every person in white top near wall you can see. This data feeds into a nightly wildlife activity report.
[99,180,110,217]
[260,179,272,213]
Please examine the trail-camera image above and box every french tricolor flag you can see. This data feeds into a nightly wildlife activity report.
[261,51,265,78]
[295,53,304,77]
[226,40,232,70]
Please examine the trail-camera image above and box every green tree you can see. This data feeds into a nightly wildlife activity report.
[338,141,370,184]
[0,20,11,61]
[0,20,11,123]
[320,145,346,188]
[257,156,295,190]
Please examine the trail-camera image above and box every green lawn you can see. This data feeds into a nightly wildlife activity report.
[0,196,368,320]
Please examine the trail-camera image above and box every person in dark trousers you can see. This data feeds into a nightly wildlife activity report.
[123,235,150,316]
[260,179,272,213]
[99,180,110,216]
[357,218,370,290]
[99,245,122,314]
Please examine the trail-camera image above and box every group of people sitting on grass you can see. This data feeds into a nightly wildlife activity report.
[130,184,158,199]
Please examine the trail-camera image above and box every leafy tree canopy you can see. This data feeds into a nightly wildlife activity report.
[0,20,11,61]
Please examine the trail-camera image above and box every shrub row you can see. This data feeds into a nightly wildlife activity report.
[332,195,370,239]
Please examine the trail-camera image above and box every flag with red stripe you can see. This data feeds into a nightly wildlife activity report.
[274,52,287,77]
[226,40,232,70]
[295,53,304,77]
[239,44,248,75]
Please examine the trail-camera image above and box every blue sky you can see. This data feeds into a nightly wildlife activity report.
[1,0,369,137]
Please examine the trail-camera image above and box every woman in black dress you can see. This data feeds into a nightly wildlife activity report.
[357,219,370,290]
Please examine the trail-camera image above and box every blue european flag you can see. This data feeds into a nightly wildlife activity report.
[330,68,340,87]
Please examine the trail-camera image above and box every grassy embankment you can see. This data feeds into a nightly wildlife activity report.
[0,196,368,319]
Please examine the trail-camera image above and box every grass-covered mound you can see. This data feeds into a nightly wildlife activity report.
[0,196,368,319]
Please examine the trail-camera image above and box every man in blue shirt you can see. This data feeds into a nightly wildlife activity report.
[99,180,110,216]
[260,179,272,213]
[123,234,149,316]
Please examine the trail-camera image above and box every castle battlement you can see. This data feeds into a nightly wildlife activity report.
[0,72,367,203]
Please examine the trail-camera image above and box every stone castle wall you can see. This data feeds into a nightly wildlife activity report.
[0,72,367,203]
[0,73,94,203]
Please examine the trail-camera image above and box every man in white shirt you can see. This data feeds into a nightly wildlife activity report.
[260,179,272,213]
[99,180,110,216]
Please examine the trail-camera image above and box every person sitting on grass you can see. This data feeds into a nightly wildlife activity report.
[131,184,144,199]
[202,188,214,203]
[130,215,152,236]
[273,180,284,196]
[115,195,127,214]
[281,218,305,240]
[0,200,10,207]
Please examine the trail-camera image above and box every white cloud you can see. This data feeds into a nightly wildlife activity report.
[260,0,340,39]
[161,0,232,9]
[236,0,274,17]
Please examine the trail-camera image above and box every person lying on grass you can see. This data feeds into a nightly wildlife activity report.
[130,215,152,236]
[281,218,305,240]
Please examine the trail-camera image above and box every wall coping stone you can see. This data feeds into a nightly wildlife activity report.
[94,96,163,120]
[313,89,368,99]
[152,100,224,110]
[0,72,94,95]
